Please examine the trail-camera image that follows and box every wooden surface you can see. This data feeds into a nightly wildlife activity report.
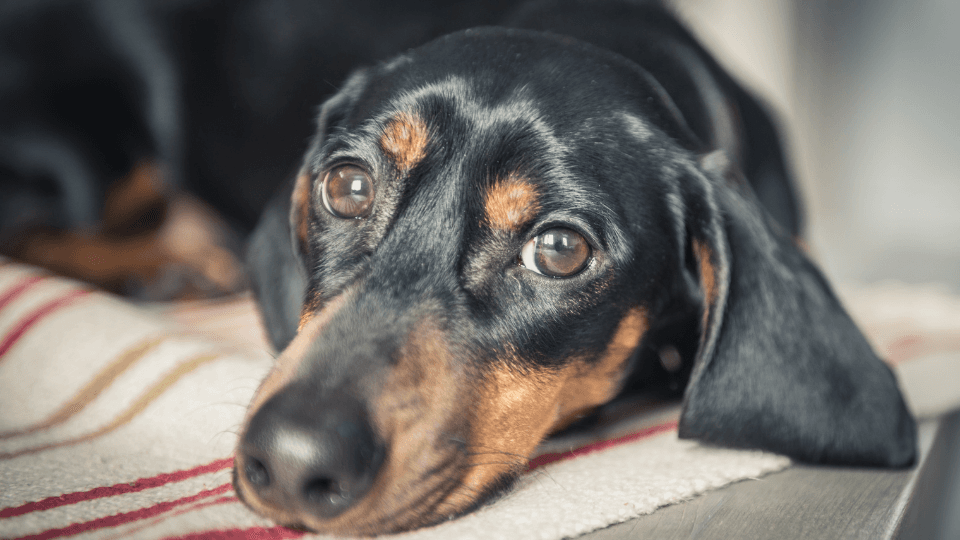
[581,411,960,539]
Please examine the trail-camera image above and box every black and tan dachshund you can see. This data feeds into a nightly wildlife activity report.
[0,0,916,535]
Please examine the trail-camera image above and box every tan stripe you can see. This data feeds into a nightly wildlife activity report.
[0,352,221,459]
[0,336,168,439]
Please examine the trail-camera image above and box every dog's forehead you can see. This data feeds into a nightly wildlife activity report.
[388,29,688,133]
[356,28,692,187]
[387,28,656,107]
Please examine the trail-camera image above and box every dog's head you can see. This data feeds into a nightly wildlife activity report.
[236,28,915,535]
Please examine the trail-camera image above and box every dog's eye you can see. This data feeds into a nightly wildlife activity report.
[520,228,591,277]
[321,165,375,219]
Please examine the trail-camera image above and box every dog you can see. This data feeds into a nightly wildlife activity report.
[0,0,916,535]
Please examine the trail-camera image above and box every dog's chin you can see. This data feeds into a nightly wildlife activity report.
[232,453,522,536]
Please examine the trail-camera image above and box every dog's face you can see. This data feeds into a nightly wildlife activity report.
[236,29,692,534]
[236,28,916,535]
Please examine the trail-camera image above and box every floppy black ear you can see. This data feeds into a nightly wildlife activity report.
[246,179,307,351]
[245,69,371,351]
[677,168,917,467]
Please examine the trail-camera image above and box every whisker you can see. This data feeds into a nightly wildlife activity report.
[461,443,529,461]
[459,460,520,469]
[360,474,457,533]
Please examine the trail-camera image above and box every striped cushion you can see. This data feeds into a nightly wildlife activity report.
[0,258,957,539]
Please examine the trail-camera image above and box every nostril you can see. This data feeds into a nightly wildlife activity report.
[303,476,347,507]
[244,456,270,488]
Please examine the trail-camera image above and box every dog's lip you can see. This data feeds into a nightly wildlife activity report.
[352,463,465,534]
[352,452,522,535]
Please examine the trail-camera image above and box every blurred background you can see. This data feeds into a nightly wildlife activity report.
[674,0,960,291]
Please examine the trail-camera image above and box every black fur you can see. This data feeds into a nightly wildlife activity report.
[258,20,915,467]
[0,0,916,531]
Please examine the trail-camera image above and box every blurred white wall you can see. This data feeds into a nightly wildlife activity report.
[674,0,960,290]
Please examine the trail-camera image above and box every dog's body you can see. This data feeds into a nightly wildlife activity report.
[0,0,915,535]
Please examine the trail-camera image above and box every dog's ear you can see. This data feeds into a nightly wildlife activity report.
[246,179,307,351]
[676,160,917,467]
[245,69,370,351]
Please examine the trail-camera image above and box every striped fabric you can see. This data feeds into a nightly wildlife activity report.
[0,258,957,540]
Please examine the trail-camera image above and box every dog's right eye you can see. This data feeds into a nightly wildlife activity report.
[320,165,375,219]
[520,227,591,278]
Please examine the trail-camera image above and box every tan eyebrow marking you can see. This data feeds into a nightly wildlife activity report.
[380,111,429,172]
[483,174,540,232]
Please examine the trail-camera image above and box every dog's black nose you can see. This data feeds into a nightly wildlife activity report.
[238,385,384,519]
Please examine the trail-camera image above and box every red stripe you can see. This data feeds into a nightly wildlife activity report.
[165,525,305,540]
[527,419,678,470]
[10,484,233,540]
[107,496,240,540]
[161,496,239,519]
[0,275,47,312]
[164,423,678,540]
[0,421,675,534]
[0,458,233,518]
[0,288,91,359]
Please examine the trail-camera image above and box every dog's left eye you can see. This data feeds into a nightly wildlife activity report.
[321,165,375,219]
[520,228,591,277]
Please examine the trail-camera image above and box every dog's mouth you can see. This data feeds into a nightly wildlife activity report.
[230,360,573,535]
[229,309,526,535]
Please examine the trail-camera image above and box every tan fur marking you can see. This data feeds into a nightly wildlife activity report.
[360,319,471,532]
[380,111,429,172]
[241,293,350,423]
[457,358,565,505]
[446,308,649,510]
[551,307,650,431]
[9,162,168,290]
[101,161,167,232]
[238,315,473,535]
[10,195,243,297]
[483,175,540,231]
[692,239,718,334]
[692,239,717,305]
[9,162,244,298]
[297,290,325,332]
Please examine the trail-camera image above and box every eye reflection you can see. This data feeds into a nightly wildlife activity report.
[321,165,375,219]
[520,227,591,277]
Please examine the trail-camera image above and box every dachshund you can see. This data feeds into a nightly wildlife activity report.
[0,0,916,535]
